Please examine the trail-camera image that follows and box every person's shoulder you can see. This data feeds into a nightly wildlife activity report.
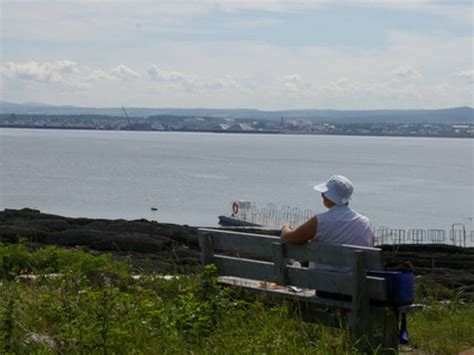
[351,208,371,223]
[316,208,332,218]
[315,209,331,222]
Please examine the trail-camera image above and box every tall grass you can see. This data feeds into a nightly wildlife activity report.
[0,243,472,354]
[409,302,474,355]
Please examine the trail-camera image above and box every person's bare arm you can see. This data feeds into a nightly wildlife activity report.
[281,217,318,245]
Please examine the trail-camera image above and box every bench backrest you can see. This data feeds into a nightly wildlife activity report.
[198,228,388,302]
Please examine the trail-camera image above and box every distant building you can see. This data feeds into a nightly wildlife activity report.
[228,123,255,131]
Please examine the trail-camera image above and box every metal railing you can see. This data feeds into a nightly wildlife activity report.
[234,202,315,229]
[231,202,473,248]
[374,224,472,248]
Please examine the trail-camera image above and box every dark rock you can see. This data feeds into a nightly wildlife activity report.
[86,220,157,235]
[172,247,200,259]
[0,208,64,221]
[1,208,473,293]
[152,227,199,246]
[0,225,47,242]
[15,219,71,232]
[90,233,175,253]
[45,229,118,245]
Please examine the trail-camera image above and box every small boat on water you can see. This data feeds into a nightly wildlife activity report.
[218,200,315,229]
[218,200,260,227]
[218,215,262,227]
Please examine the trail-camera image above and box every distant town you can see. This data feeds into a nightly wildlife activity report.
[1,113,472,138]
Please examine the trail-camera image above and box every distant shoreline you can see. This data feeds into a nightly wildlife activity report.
[1,125,473,139]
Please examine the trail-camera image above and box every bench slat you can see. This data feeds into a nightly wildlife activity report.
[286,243,383,270]
[199,228,277,258]
[198,228,383,270]
[213,255,275,282]
[213,256,387,301]
[218,276,353,310]
[287,267,387,301]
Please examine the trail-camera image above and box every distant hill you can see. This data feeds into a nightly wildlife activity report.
[0,100,472,124]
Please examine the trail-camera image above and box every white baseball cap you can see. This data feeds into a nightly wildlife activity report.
[313,175,354,206]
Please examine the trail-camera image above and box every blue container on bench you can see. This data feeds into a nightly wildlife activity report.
[368,271,414,307]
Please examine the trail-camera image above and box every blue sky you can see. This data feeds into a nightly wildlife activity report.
[1,0,473,109]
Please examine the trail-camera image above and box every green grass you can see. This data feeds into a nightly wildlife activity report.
[0,243,472,354]
[409,302,474,354]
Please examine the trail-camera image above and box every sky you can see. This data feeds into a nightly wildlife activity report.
[0,0,473,110]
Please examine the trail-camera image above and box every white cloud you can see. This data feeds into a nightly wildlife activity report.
[325,77,366,96]
[110,65,140,80]
[148,65,193,83]
[282,74,302,84]
[1,26,472,109]
[202,75,242,91]
[0,61,142,93]
[280,74,312,95]
[87,69,113,81]
[86,65,139,81]
[392,65,422,80]
[455,69,474,83]
[147,65,244,93]
[0,60,79,84]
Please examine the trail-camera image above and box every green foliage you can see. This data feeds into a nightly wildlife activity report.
[174,264,240,343]
[415,276,455,302]
[0,243,130,288]
[0,243,33,280]
[0,243,472,354]
[410,301,474,354]
[0,285,22,353]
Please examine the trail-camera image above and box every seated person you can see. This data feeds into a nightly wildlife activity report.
[281,175,374,249]
[281,175,374,298]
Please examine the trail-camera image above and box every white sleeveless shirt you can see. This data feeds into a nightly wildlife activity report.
[313,205,373,247]
[308,206,373,270]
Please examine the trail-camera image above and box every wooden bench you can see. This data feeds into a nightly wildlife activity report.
[198,228,417,352]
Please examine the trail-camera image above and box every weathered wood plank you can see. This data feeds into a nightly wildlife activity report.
[198,228,383,270]
[198,232,214,265]
[367,307,399,352]
[213,255,276,282]
[217,276,353,310]
[218,276,316,297]
[383,309,399,350]
[285,243,383,270]
[287,267,387,301]
[350,251,370,344]
[272,242,288,285]
[198,228,277,258]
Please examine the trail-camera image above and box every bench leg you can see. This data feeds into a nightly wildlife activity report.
[383,309,399,351]
[368,308,399,353]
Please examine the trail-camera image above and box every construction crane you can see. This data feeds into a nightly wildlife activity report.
[121,105,132,124]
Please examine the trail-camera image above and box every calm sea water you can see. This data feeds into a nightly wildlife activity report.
[1,128,473,234]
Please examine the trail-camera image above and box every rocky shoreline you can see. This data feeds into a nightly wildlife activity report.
[1,208,473,296]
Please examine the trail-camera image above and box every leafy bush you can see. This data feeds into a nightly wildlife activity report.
[410,301,474,354]
[174,265,240,343]
[0,243,130,289]
[0,243,472,354]
[0,243,33,280]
